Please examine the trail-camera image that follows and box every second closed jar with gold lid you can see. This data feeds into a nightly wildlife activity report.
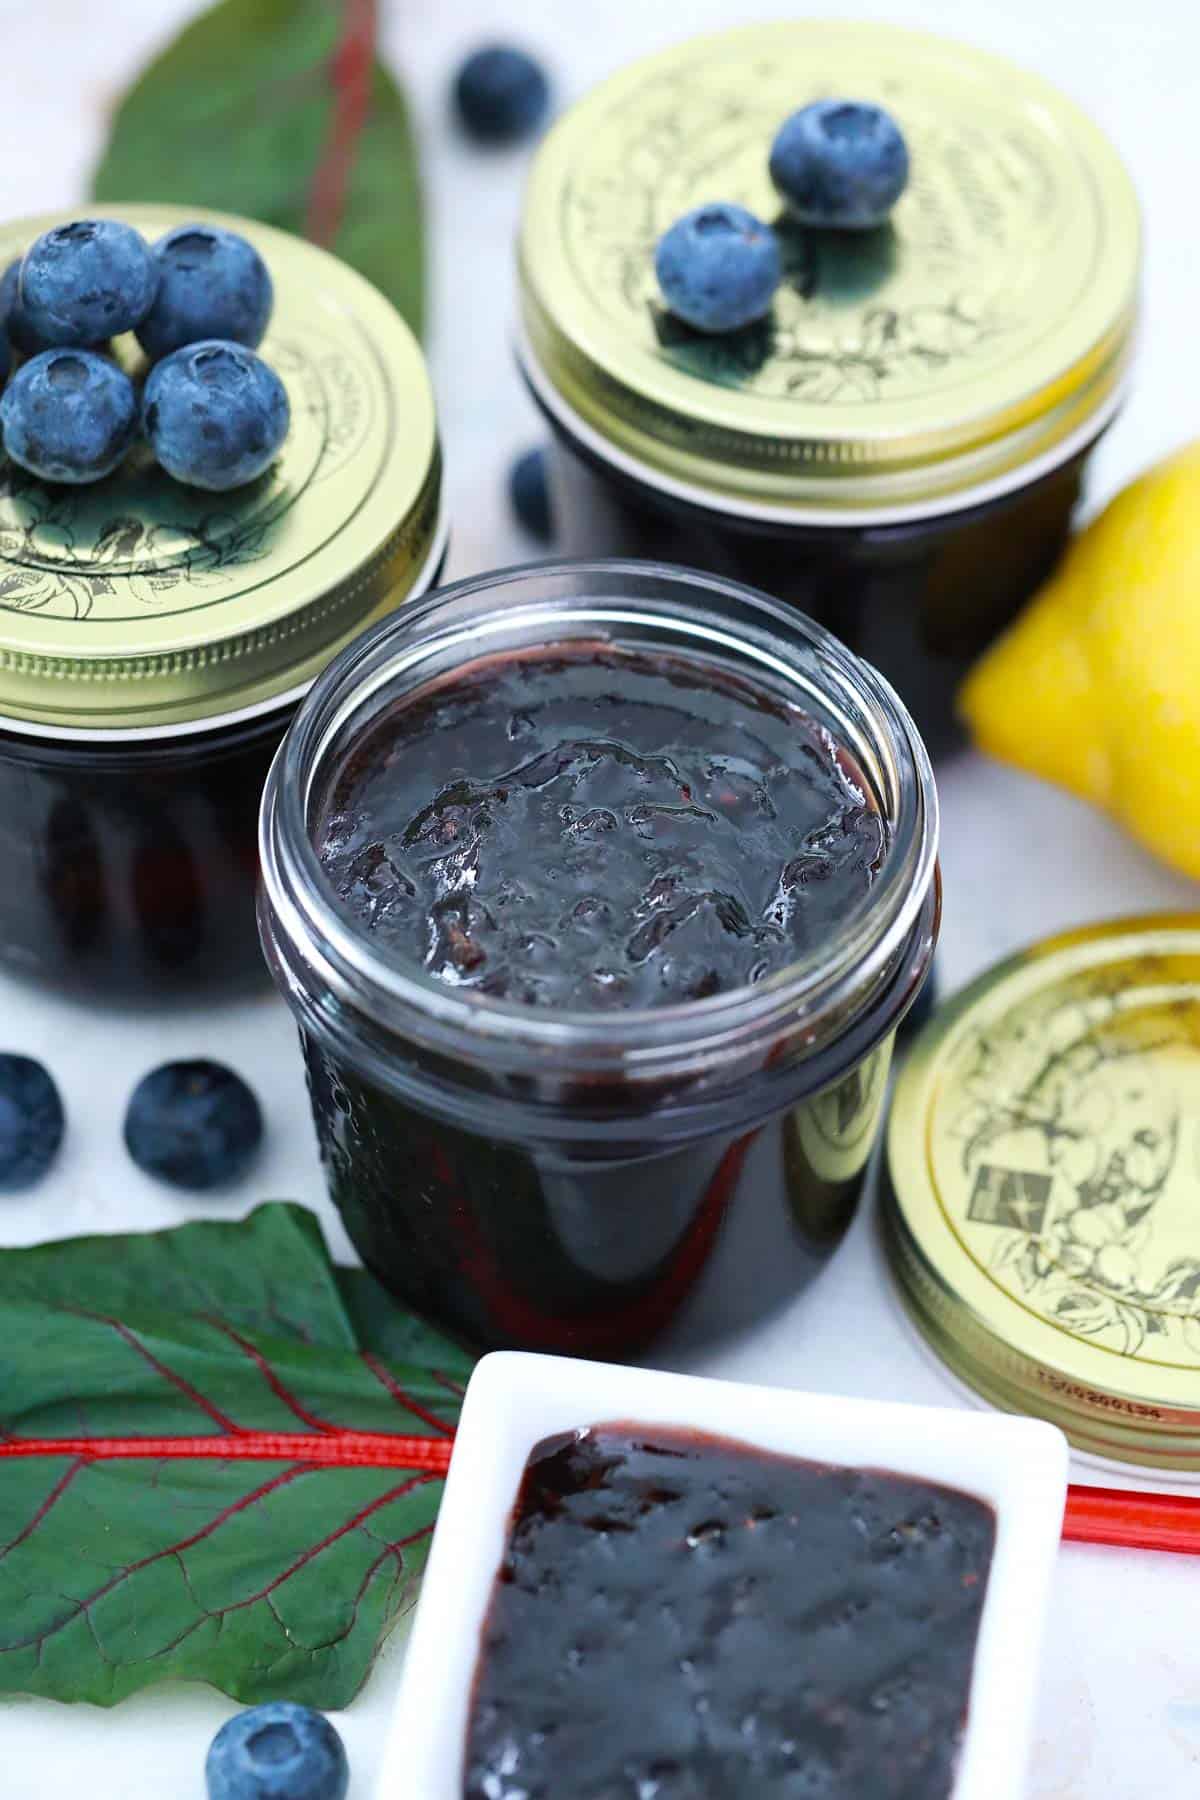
[0,203,444,1001]
[516,21,1140,747]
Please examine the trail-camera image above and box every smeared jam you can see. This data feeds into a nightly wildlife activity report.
[465,1426,995,1799]
[315,645,885,1010]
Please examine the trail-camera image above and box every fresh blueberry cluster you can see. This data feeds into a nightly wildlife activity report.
[0,217,289,489]
[655,99,910,334]
[0,1053,262,1195]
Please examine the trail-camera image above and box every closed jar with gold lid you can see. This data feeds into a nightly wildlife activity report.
[0,203,443,1000]
[517,21,1140,747]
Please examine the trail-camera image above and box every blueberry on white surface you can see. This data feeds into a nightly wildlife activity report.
[0,1055,65,1192]
[124,1060,263,1191]
[205,1703,349,1800]
[454,43,550,144]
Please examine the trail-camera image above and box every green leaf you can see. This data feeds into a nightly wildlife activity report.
[0,1205,471,1708]
[335,1266,473,1386]
[92,0,424,335]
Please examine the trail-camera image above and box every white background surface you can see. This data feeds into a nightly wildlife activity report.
[0,0,1197,1795]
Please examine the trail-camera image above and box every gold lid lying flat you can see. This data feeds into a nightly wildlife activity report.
[519,22,1140,517]
[0,204,440,733]
[884,916,1200,1469]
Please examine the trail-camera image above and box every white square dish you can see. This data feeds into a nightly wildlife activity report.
[378,1353,1068,1799]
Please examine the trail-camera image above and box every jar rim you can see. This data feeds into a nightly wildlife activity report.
[260,558,939,1091]
[0,503,449,746]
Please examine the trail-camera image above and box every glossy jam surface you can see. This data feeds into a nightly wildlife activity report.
[465,1426,995,1799]
[315,645,885,1010]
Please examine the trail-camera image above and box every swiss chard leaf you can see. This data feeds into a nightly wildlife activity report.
[91,0,424,335]
[0,1205,470,1708]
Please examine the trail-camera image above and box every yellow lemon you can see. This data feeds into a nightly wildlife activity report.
[959,441,1200,879]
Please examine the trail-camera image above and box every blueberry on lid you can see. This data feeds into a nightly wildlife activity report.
[124,1060,263,1191]
[205,1702,349,1800]
[0,349,138,483]
[20,218,158,346]
[0,1055,65,1193]
[454,44,550,144]
[655,202,782,335]
[770,100,910,230]
[142,339,290,491]
[138,224,274,359]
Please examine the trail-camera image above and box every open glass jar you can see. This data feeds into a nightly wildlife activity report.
[517,22,1140,750]
[0,203,443,1000]
[259,561,939,1357]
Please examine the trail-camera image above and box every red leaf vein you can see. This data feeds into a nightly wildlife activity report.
[210,1321,335,1433]
[361,1352,456,1436]
[100,1315,241,1434]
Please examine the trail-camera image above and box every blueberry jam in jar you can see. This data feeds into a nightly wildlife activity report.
[0,203,443,1001]
[260,562,938,1356]
[316,647,886,1010]
[465,1426,996,1799]
[517,22,1140,750]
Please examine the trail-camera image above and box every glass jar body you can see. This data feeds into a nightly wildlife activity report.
[298,979,917,1357]
[0,707,292,1000]
[259,559,939,1356]
[540,412,1102,754]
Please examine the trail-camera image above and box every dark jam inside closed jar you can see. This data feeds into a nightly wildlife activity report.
[465,1426,996,1799]
[316,645,885,1011]
[540,424,1096,757]
[0,711,287,998]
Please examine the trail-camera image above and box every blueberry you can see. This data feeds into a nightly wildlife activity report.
[142,340,290,491]
[124,1060,262,1191]
[509,445,554,542]
[1,258,50,356]
[20,219,158,347]
[655,203,782,335]
[770,100,910,230]
[0,350,137,484]
[206,1703,349,1800]
[454,44,550,144]
[137,224,273,360]
[0,1055,64,1193]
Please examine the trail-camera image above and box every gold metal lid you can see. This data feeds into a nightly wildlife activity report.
[519,22,1140,519]
[884,916,1200,1470]
[0,204,441,733]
